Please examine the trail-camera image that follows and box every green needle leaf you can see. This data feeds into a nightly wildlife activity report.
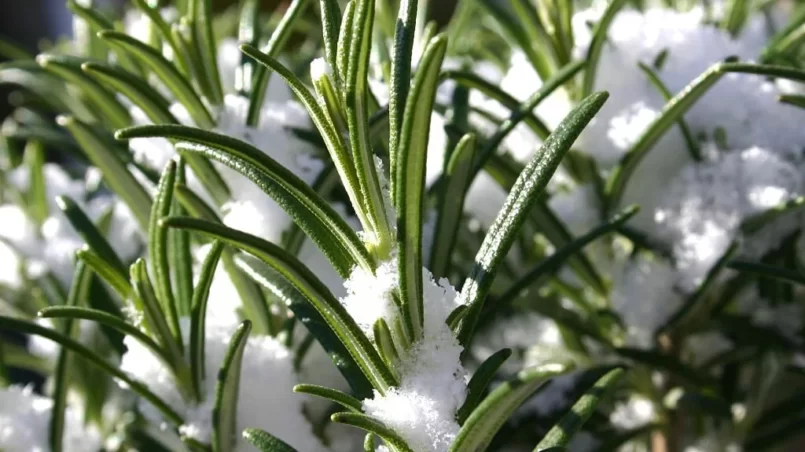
[242,428,299,452]
[0,315,184,425]
[727,260,805,286]
[388,0,419,175]
[57,115,152,231]
[240,44,369,233]
[456,92,609,347]
[57,196,127,279]
[236,254,373,398]
[331,413,413,452]
[450,362,572,452]
[98,30,214,128]
[319,0,342,81]
[637,62,701,161]
[149,159,181,340]
[189,0,224,105]
[23,140,48,226]
[37,54,131,130]
[38,306,174,371]
[236,0,261,95]
[247,0,311,125]
[336,1,356,83]
[496,205,639,312]
[65,0,141,74]
[456,348,512,424]
[162,216,398,391]
[117,124,372,276]
[0,36,32,60]
[130,259,187,374]
[534,367,625,451]
[740,196,805,234]
[478,60,585,170]
[81,61,177,124]
[581,0,628,97]
[49,261,92,452]
[430,133,476,278]
[190,241,224,400]
[346,0,393,249]
[293,384,363,412]
[441,69,550,140]
[477,0,552,79]
[395,34,448,337]
[76,249,133,299]
[372,318,400,367]
[130,0,189,75]
[212,321,251,452]
[660,242,739,334]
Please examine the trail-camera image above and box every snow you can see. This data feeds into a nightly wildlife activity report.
[611,253,683,348]
[340,257,468,451]
[653,146,803,291]
[0,385,103,452]
[119,318,326,451]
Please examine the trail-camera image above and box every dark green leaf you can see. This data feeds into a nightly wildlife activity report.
[149,160,181,341]
[456,92,609,347]
[239,44,368,232]
[496,206,638,312]
[637,61,700,161]
[431,133,476,277]
[190,241,224,400]
[57,196,127,278]
[727,260,805,286]
[331,413,413,452]
[395,34,448,337]
[441,69,550,140]
[293,384,362,412]
[534,368,624,451]
[242,428,299,452]
[247,0,311,125]
[98,30,214,128]
[57,115,152,230]
[660,242,738,333]
[387,0,419,169]
[581,0,627,97]
[236,0,261,94]
[212,321,251,452]
[346,0,393,250]
[0,316,183,424]
[615,348,710,386]
[373,318,399,367]
[37,54,131,130]
[76,249,132,299]
[236,254,373,398]
[38,306,173,370]
[451,362,572,452]
[319,0,342,82]
[130,259,187,376]
[189,0,224,105]
[117,124,373,276]
[162,216,397,391]
[479,60,585,169]
[476,0,552,79]
[457,348,512,424]
[49,261,91,452]
[81,61,177,124]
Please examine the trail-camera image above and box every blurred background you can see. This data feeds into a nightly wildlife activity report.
[0,0,457,118]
